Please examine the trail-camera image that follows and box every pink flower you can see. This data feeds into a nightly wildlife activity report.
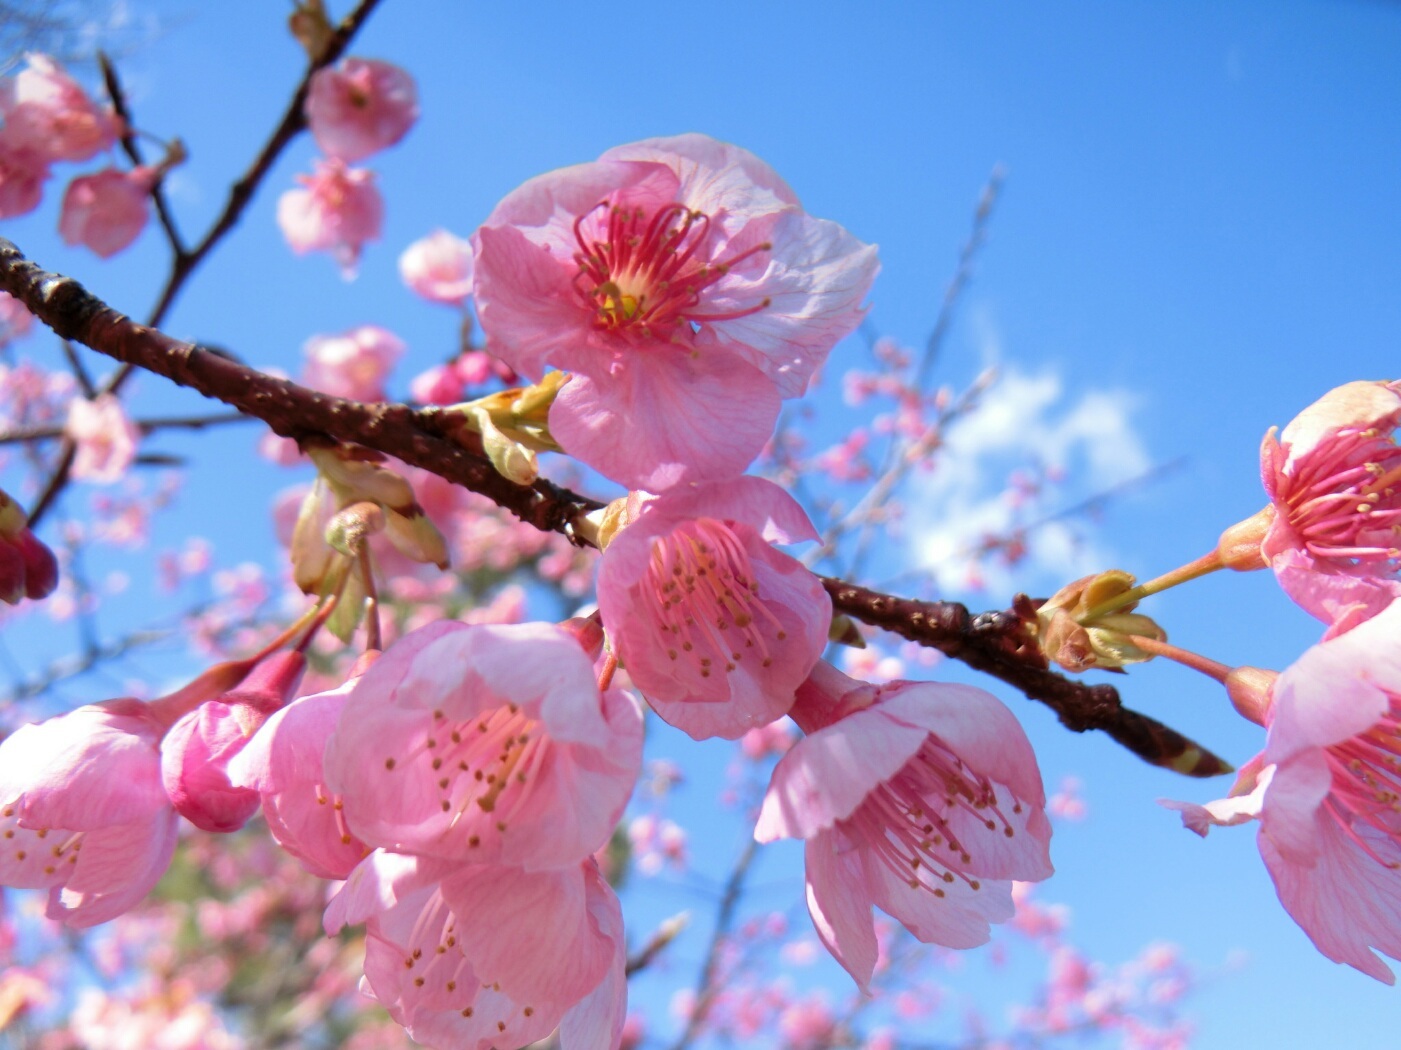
[409,362,465,405]
[64,393,140,483]
[324,620,643,870]
[0,699,177,927]
[756,661,1053,989]
[301,324,404,401]
[1254,380,1401,622]
[160,652,306,833]
[0,54,120,163]
[596,477,831,740]
[473,133,879,490]
[0,141,48,219]
[58,166,155,258]
[400,229,474,304]
[327,853,626,1050]
[1163,601,1401,983]
[277,159,383,277]
[227,665,371,879]
[305,57,417,163]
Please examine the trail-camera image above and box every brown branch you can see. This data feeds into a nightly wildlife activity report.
[26,0,385,529]
[0,237,1229,778]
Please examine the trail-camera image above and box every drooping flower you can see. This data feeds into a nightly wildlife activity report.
[0,487,58,604]
[1226,379,1401,623]
[160,652,306,833]
[227,662,372,879]
[399,228,474,305]
[301,324,404,401]
[305,57,417,163]
[1162,600,1401,983]
[323,620,643,870]
[0,53,121,164]
[64,393,140,484]
[0,700,176,927]
[756,661,1053,989]
[473,133,879,490]
[277,158,383,277]
[58,166,156,258]
[596,476,831,740]
[326,852,626,1050]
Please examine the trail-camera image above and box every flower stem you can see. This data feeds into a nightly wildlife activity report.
[1080,549,1224,621]
[1124,633,1232,683]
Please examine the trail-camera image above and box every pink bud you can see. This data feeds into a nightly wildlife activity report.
[58,167,155,258]
[160,652,306,832]
[0,539,26,604]
[398,228,473,304]
[14,528,58,599]
[408,362,465,405]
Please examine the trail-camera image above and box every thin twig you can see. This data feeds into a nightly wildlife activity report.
[27,0,386,528]
[0,410,253,445]
[668,838,760,1050]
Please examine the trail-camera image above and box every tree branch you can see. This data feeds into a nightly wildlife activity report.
[0,237,1230,777]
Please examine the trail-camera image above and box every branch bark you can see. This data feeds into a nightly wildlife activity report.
[0,237,1230,778]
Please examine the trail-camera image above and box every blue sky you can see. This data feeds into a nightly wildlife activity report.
[3,0,1400,1045]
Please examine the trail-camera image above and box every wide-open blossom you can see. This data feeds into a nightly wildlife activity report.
[64,393,140,483]
[597,477,830,740]
[400,228,474,304]
[1249,379,1401,623]
[58,166,156,258]
[756,661,1053,989]
[0,700,176,927]
[473,133,879,490]
[301,324,404,401]
[277,158,382,277]
[0,53,120,163]
[324,620,643,870]
[327,852,625,1050]
[305,57,417,162]
[1163,600,1401,983]
[227,665,372,879]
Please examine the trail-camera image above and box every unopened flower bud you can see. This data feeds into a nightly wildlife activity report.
[1033,570,1167,673]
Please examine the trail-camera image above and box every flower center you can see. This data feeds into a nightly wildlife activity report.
[572,201,771,339]
[642,519,787,678]
[1284,424,1401,565]
[387,704,548,849]
[843,738,1023,896]
[1325,697,1401,869]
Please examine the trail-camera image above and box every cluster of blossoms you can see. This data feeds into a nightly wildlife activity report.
[278,56,417,276]
[0,53,172,258]
[0,131,1075,1048]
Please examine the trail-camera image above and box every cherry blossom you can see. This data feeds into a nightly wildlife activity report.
[0,699,176,928]
[0,141,48,219]
[301,324,404,401]
[1235,379,1401,623]
[160,652,306,833]
[57,167,156,258]
[324,620,643,870]
[473,133,879,490]
[756,661,1053,989]
[0,291,33,348]
[227,665,372,879]
[0,53,120,164]
[305,57,418,163]
[597,477,831,740]
[399,228,474,305]
[326,853,625,1050]
[1164,600,1401,983]
[64,393,140,484]
[276,159,383,277]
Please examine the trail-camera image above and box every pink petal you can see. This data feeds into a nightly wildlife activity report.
[804,832,880,991]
